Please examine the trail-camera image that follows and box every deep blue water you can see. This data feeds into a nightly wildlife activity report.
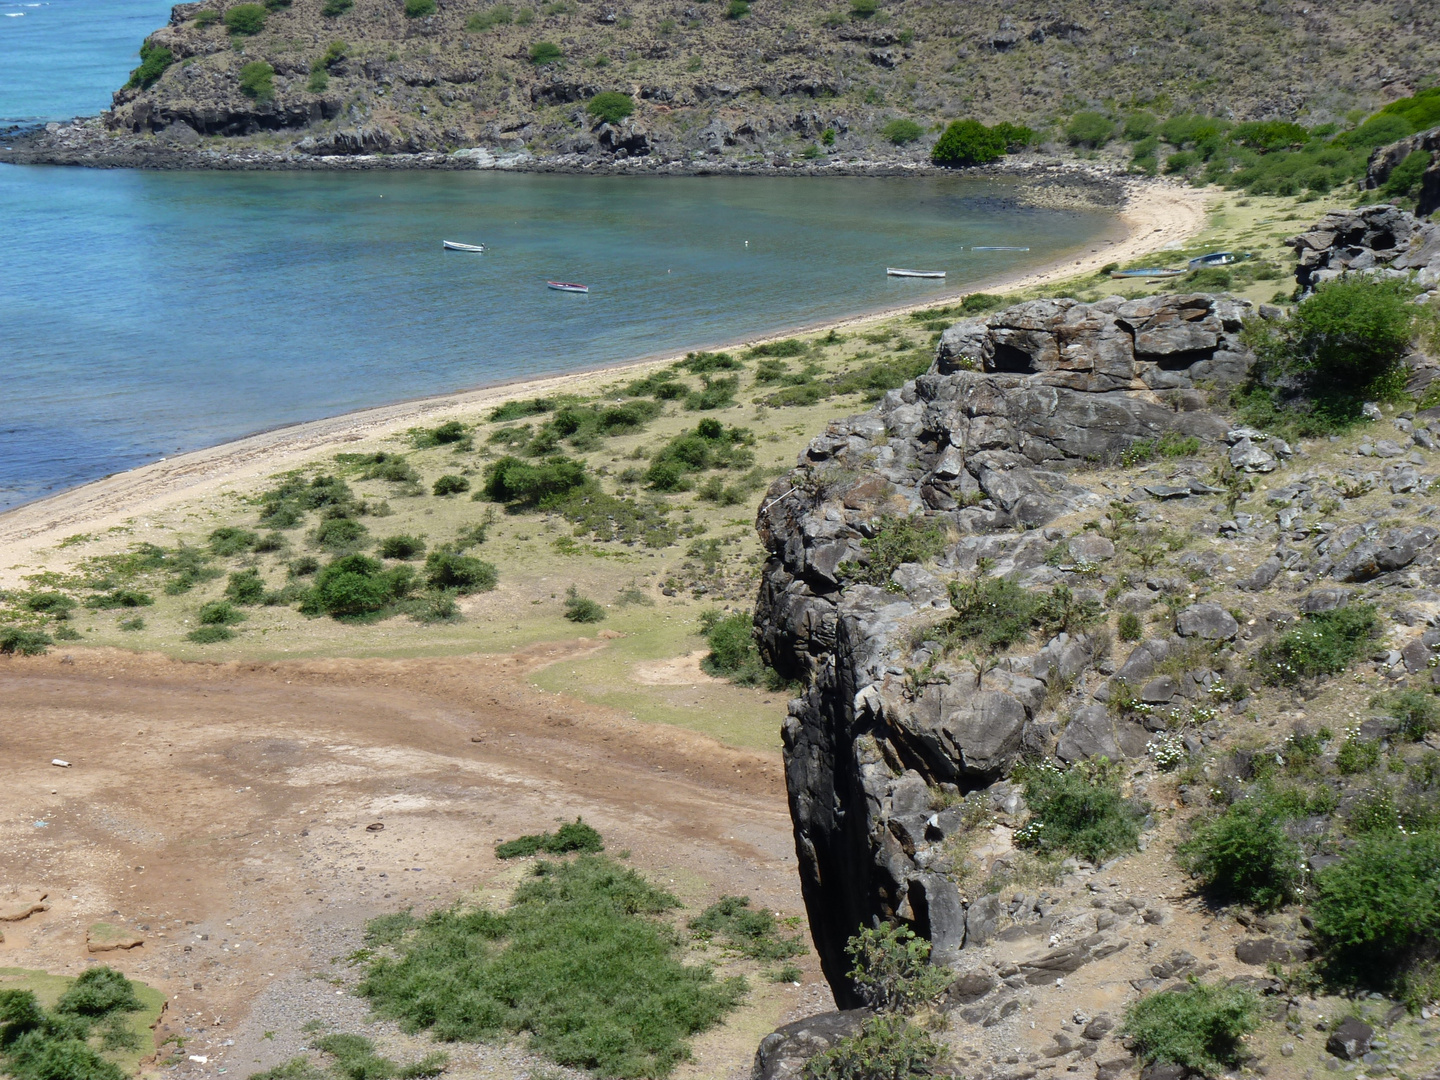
[0,4,1117,513]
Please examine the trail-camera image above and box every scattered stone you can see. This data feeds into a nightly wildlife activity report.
[1326,1017,1374,1061]
[1176,602,1239,641]
[86,921,144,952]
[751,1010,870,1080]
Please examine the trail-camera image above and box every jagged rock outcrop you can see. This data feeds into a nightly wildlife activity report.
[1367,125,1440,220]
[754,293,1254,999]
[1288,203,1440,294]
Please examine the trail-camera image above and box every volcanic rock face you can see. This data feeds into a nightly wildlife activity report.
[754,293,1252,998]
[1288,203,1440,294]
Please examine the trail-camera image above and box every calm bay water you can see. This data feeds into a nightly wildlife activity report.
[0,3,1116,512]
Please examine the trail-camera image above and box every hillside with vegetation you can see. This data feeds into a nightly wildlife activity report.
[2,0,1438,168]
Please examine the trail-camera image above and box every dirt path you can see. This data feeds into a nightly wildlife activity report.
[0,644,823,1079]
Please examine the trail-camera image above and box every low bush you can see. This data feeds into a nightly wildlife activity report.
[309,1033,446,1080]
[209,527,259,556]
[0,627,53,656]
[1255,604,1378,685]
[238,61,275,101]
[587,91,634,123]
[677,350,742,373]
[844,923,951,1013]
[849,0,877,16]
[1016,760,1144,864]
[1066,110,1115,147]
[495,818,604,859]
[746,339,807,358]
[646,420,753,491]
[839,515,945,587]
[409,419,468,448]
[529,40,562,64]
[527,399,662,452]
[1336,730,1383,774]
[0,966,147,1080]
[931,119,1006,166]
[690,897,804,960]
[404,0,436,15]
[322,0,353,13]
[563,585,605,623]
[357,854,744,1077]
[560,490,677,547]
[1372,688,1440,741]
[378,535,426,560]
[684,374,739,411]
[1121,981,1259,1075]
[312,516,369,553]
[198,600,245,626]
[431,474,470,497]
[86,589,153,609]
[489,397,553,421]
[803,1014,946,1080]
[700,609,779,686]
[829,351,932,402]
[1119,431,1201,466]
[22,592,76,617]
[126,41,173,89]
[467,3,512,29]
[943,579,1102,652]
[194,8,220,26]
[881,118,923,145]
[423,550,497,593]
[1177,795,1303,911]
[224,569,266,605]
[223,3,267,33]
[484,454,589,507]
[300,554,413,619]
[1118,611,1143,642]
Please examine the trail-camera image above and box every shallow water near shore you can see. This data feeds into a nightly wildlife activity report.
[0,165,1113,511]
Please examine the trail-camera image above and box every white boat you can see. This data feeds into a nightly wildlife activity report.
[443,240,485,253]
[887,268,946,279]
[547,280,589,293]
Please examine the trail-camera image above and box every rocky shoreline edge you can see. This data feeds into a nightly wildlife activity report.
[0,119,1126,208]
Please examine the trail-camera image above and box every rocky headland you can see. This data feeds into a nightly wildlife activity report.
[749,205,1440,1077]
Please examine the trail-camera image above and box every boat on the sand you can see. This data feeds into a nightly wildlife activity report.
[443,240,485,253]
[1110,267,1185,279]
[547,281,590,293]
[886,268,946,279]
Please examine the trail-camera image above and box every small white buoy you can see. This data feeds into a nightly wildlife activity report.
[51,759,71,768]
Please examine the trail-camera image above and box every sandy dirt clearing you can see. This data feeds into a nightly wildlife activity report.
[0,642,826,1079]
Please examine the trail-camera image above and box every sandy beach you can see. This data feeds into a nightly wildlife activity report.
[0,177,1208,578]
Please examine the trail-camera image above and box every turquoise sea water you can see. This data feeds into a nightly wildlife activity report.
[0,5,1116,513]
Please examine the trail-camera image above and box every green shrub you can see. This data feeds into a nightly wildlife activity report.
[646,420,753,490]
[322,0,352,13]
[306,65,328,92]
[1383,149,1432,198]
[698,609,782,687]
[194,9,220,26]
[431,474,471,497]
[1121,982,1259,1074]
[1373,688,1440,741]
[56,969,142,1018]
[118,616,145,632]
[1117,611,1143,642]
[483,454,589,507]
[684,374,739,411]
[725,0,749,16]
[563,585,605,623]
[23,592,76,617]
[467,3,512,29]
[209,526,258,556]
[126,41,174,89]
[357,854,744,1077]
[1066,111,1115,147]
[803,1014,946,1080]
[529,40,562,64]
[489,397,553,421]
[1255,604,1378,684]
[840,515,946,587]
[931,119,1006,166]
[0,967,146,1080]
[379,535,426,560]
[495,818,604,858]
[312,516,369,553]
[844,923,951,1013]
[1312,829,1440,999]
[587,91,634,123]
[404,0,436,15]
[301,554,414,619]
[746,339,807,358]
[1177,796,1302,910]
[223,3,267,33]
[1119,431,1201,465]
[187,625,234,643]
[1016,760,1143,864]
[423,550,497,593]
[829,351,932,401]
[198,600,246,626]
[409,419,468,448]
[678,350,742,373]
[1336,731,1382,774]
[238,61,275,101]
[849,0,877,17]
[943,579,1102,652]
[0,628,53,656]
[690,897,804,960]
[86,589,153,609]
[224,569,266,605]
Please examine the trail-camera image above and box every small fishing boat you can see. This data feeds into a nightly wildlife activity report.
[970,246,1030,252]
[1187,251,1246,269]
[1110,268,1185,279]
[547,281,589,293]
[887,268,946,279]
[443,240,485,253]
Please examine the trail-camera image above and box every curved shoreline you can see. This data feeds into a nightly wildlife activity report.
[0,176,1208,576]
